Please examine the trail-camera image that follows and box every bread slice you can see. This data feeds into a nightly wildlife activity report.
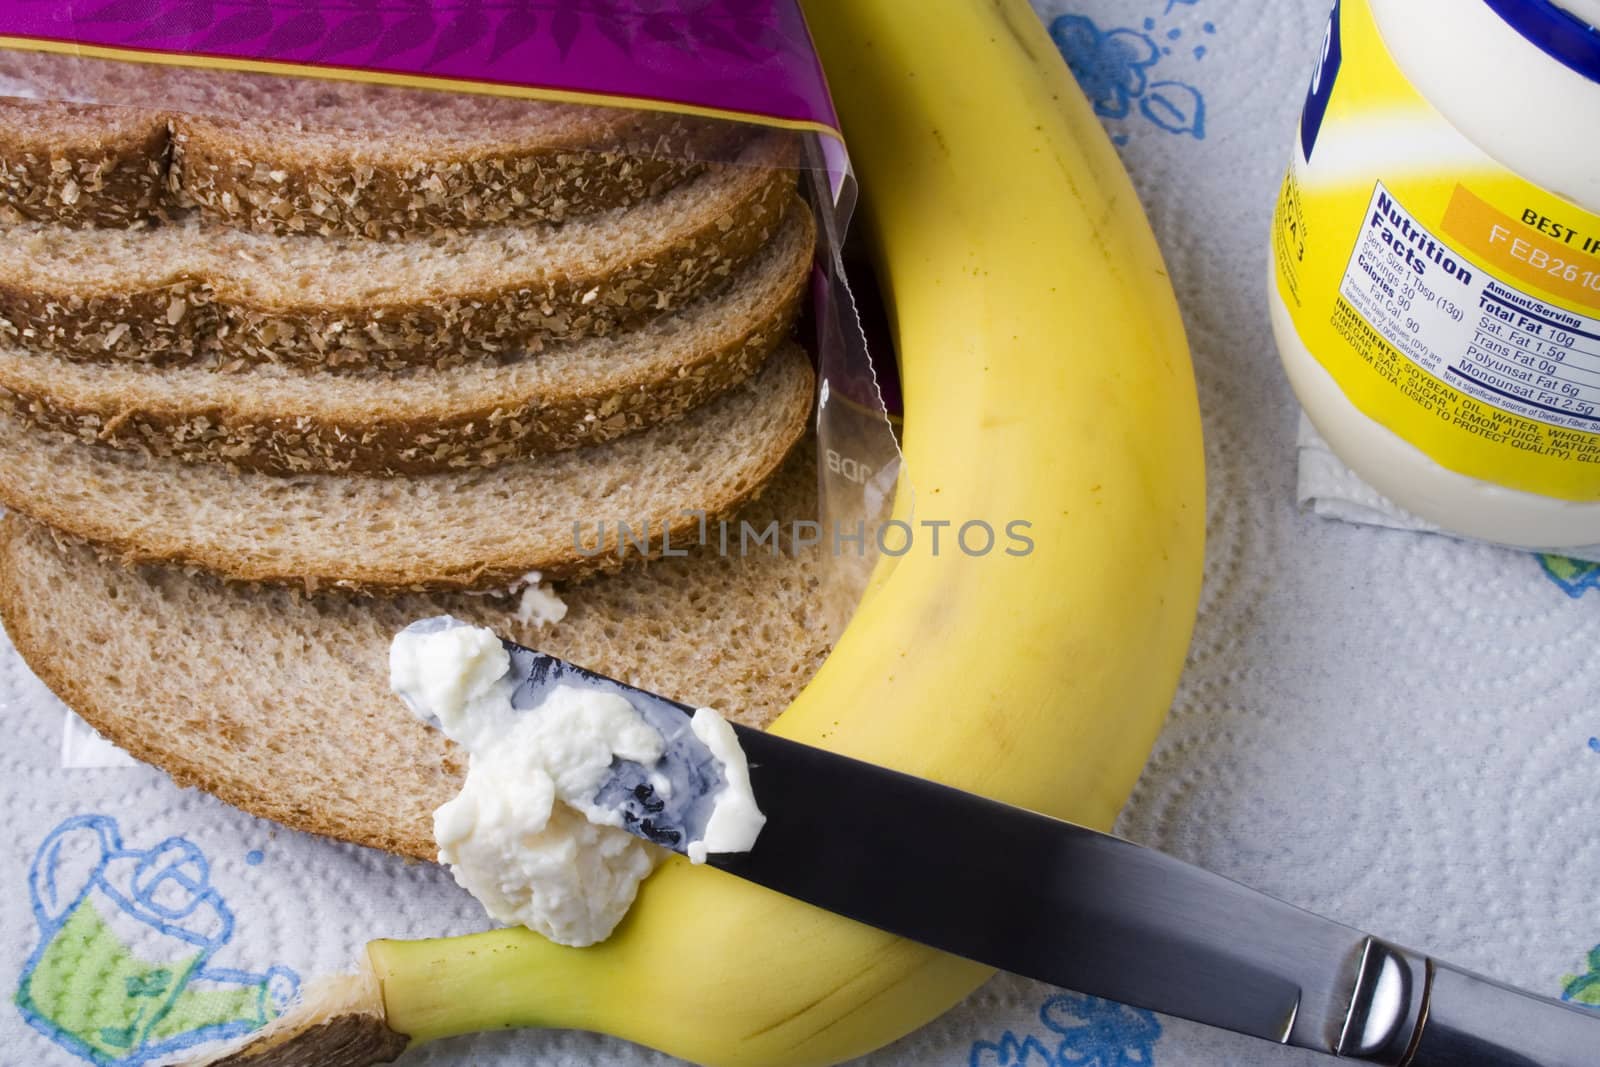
[0,344,814,591]
[0,52,746,235]
[0,134,798,369]
[0,448,829,860]
[0,205,814,475]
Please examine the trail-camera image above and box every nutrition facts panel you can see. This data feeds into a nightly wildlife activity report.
[1338,182,1600,433]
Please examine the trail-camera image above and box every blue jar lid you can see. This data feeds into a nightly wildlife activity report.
[1482,0,1600,82]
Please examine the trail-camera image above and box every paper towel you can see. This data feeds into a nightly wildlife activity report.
[5,2,1600,1066]
[1297,414,1600,564]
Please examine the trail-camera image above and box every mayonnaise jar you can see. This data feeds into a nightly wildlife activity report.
[1270,0,1600,547]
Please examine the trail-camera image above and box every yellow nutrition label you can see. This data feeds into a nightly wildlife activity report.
[1343,182,1600,432]
[1273,0,1600,500]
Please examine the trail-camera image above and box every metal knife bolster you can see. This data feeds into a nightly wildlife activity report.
[1338,942,1600,1067]
[1337,940,1427,1063]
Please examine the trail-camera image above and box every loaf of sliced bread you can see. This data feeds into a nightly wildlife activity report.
[0,446,829,859]
[0,52,747,235]
[0,344,814,591]
[0,205,814,475]
[0,135,798,369]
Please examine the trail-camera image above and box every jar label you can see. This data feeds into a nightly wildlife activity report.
[1273,0,1600,500]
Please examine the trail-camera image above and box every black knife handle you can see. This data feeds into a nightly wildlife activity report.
[1402,960,1600,1067]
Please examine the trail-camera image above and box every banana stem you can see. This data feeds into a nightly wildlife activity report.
[369,929,608,1044]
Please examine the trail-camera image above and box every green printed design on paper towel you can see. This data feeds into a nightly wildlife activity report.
[1563,947,1600,1007]
[15,814,299,1066]
[1537,553,1600,597]
[19,905,213,1057]
[20,903,274,1052]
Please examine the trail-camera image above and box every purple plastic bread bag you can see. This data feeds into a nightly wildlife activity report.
[0,1,835,132]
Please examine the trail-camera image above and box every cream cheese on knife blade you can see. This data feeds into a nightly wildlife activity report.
[389,620,764,947]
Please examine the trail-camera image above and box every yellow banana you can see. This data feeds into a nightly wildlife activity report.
[227,1,1206,1063]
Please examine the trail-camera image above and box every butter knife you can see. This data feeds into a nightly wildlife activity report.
[511,642,1599,1067]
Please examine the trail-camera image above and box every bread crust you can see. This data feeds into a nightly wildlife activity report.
[0,100,171,228]
[0,204,812,474]
[0,347,816,592]
[177,108,749,238]
[0,91,750,236]
[0,137,799,369]
[0,276,214,362]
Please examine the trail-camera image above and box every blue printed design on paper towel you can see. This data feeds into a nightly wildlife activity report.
[1048,5,1210,143]
[14,814,299,1066]
[971,993,1162,1067]
[1536,553,1600,597]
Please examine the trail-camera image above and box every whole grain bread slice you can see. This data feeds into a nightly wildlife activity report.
[0,134,797,369]
[0,446,829,860]
[0,344,814,592]
[0,204,814,475]
[0,51,748,235]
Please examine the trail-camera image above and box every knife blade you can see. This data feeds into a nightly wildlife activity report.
[507,640,1600,1067]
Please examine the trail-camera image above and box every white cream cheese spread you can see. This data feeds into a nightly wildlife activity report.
[686,708,766,864]
[455,571,567,631]
[430,684,664,947]
[513,571,568,629]
[389,619,764,947]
